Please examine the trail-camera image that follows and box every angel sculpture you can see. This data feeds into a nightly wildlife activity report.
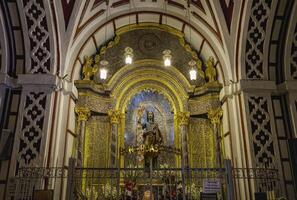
[82,55,99,80]
[205,57,217,83]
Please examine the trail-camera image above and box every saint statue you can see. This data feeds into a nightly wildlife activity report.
[141,111,163,169]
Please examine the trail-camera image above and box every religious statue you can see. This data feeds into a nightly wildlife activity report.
[138,111,163,169]
[205,57,217,83]
[82,56,98,80]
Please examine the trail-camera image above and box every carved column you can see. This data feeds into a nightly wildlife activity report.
[108,110,121,167]
[75,107,91,167]
[177,112,190,167]
[208,108,223,167]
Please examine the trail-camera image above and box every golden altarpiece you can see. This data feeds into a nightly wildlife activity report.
[74,24,224,194]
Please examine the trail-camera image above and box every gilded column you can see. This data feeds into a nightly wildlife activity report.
[75,107,91,167]
[108,110,121,167]
[208,108,223,167]
[177,112,190,167]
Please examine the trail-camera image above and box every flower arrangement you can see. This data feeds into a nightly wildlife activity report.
[102,183,118,200]
[185,183,201,200]
[86,186,98,199]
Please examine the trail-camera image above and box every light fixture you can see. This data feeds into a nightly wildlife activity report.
[163,50,172,67]
[188,60,197,80]
[124,47,133,65]
[99,60,108,80]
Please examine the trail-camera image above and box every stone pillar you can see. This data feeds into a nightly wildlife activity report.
[208,108,223,167]
[108,110,121,167]
[177,112,190,167]
[75,107,90,167]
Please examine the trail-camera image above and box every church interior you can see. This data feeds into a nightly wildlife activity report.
[0,0,297,199]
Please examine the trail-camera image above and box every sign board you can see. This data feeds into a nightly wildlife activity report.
[203,179,221,193]
[200,192,217,200]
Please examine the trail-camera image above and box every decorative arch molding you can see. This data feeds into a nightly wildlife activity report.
[118,82,180,114]
[284,1,297,81]
[267,0,295,82]
[0,0,25,76]
[107,59,194,94]
[0,7,8,74]
[112,68,189,113]
[111,63,190,113]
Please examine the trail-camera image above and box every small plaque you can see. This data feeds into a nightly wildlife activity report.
[203,179,221,193]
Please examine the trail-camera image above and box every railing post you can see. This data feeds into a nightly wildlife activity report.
[225,159,235,200]
[66,158,76,200]
[116,153,121,199]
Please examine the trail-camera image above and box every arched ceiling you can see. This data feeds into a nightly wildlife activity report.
[0,0,296,87]
[62,0,235,85]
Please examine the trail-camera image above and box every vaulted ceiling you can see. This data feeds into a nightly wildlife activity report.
[0,0,296,86]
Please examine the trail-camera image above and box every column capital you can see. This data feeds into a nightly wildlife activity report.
[207,108,223,125]
[108,110,121,124]
[75,107,91,121]
[176,112,190,126]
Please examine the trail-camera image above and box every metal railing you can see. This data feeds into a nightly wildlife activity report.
[13,167,67,200]
[232,167,281,199]
[11,159,281,200]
